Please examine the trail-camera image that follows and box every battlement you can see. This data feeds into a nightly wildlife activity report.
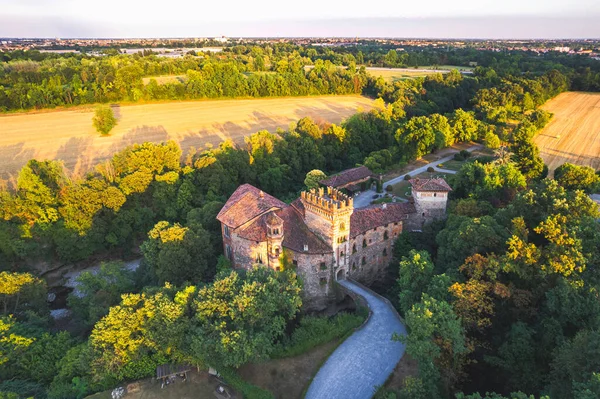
[301,186,354,215]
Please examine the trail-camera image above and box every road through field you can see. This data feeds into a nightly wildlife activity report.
[0,95,372,180]
[535,92,600,175]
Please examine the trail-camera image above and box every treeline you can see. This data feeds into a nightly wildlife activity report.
[0,51,366,111]
[2,44,600,112]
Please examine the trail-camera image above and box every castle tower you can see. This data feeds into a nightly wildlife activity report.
[266,212,284,271]
[410,178,452,226]
[300,187,354,279]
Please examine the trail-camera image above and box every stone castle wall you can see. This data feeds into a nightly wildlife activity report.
[347,221,403,285]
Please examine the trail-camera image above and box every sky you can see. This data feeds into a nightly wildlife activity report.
[1,0,599,39]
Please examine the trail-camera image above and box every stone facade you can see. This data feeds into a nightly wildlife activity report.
[217,178,450,311]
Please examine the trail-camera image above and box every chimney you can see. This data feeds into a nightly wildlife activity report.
[303,244,308,252]
[259,191,264,199]
[382,203,387,209]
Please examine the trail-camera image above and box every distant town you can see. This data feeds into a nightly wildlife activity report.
[1,37,600,59]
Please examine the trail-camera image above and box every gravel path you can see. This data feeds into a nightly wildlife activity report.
[305,280,406,399]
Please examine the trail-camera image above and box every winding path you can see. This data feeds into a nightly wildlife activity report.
[305,280,407,399]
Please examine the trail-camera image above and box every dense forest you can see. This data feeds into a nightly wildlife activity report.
[1,46,600,399]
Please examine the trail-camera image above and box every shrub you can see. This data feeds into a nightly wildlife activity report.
[460,149,471,159]
[427,166,435,173]
[92,105,117,135]
[219,368,274,399]
[453,153,465,161]
[272,312,366,358]
[385,185,393,192]
[404,174,411,181]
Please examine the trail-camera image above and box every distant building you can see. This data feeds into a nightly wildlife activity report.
[217,176,451,310]
[319,166,376,194]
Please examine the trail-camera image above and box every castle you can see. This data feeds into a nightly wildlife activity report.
[217,177,451,310]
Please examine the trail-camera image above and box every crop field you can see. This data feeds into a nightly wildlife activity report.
[534,92,600,175]
[0,95,373,180]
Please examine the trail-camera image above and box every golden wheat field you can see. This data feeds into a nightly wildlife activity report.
[0,95,373,180]
[534,92,600,175]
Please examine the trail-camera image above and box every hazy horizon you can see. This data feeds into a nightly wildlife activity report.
[1,0,599,39]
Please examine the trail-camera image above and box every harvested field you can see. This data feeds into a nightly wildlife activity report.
[0,95,373,180]
[534,92,600,175]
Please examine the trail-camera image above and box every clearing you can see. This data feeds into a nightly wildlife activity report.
[0,95,373,180]
[534,92,600,175]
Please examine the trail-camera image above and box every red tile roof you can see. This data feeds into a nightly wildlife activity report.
[217,184,286,228]
[410,178,452,192]
[320,166,373,188]
[350,202,416,237]
[278,207,332,254]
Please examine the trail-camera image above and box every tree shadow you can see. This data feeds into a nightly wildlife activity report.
[0,142,37,186]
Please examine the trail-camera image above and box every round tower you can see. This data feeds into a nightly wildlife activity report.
[266,212,284,271]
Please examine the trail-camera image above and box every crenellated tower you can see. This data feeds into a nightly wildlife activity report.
[300,187,353,278]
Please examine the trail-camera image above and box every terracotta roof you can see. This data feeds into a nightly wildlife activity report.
[409,178,452,192]
[278,207,332,254]
[319,166,373,188]
[236,206,331,254]
[350,202,416,237]
[217,184,286,228]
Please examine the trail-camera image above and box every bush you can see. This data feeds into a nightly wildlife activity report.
[219,368,274,399]
[92,105,117,135]
[453,153,465,161]
[272,312,366,358]
[427,166,435,173]
[385,185,393,192]
[404,174,411,181]
[460,149,471,158]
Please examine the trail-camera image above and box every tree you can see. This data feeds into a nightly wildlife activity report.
[189,267,302,368]
[67,262,136,329]
[396,116,436,160]
[141,220,213,285]
[92,105,117,135]
[554,163,600,193]
[451,109,479,142]
[0,272,46,317]
[397,250,435,315]
[304,169,327,190]
[399,295,467,397]
[485,132,501,149]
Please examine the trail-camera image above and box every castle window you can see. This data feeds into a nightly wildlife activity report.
[340,251,345,258]
[256,253,263,264]
[352,244,357,254]
[304,244,308,252]
[422,212,425,217]
[384,231,389,240]
[434,193,437,197]
[223,225,230,238]
[275,247,280,256]
[340,222,346,231]
[320,262,327,270]
[362,239,367,248]
[293,260,298,267]
[352,262,356,270]
[383,248,388,257]
[361,256,366,266]
[320,278,327,286]
[225,244,232,260]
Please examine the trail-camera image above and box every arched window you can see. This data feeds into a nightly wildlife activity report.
[383,248,388,257]
[340,222,346,231]
[361,256,366,266]
[434,193,437,197]
[352,244,357,254]
[362,239,367,248]
[340,251,345,258]
[275,247,280,256]
[384,231,389,240]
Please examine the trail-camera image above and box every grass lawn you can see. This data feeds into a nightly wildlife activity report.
[86,369,235,399]
[436,159,465,171]
[239,338,342,399]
